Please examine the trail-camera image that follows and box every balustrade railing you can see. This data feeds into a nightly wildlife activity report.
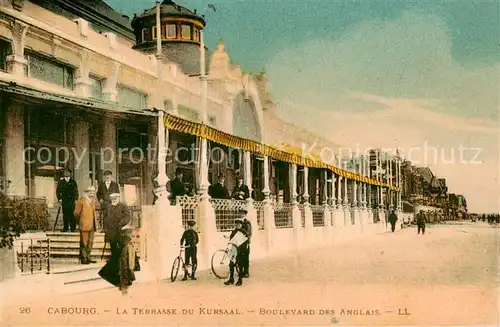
[16,237,50,275]
[349,206,356,225]
[177,195,201,229]
[273,202,293,228]
[311,205,324,227]
[211,199,247,232]
[253,201,265,230]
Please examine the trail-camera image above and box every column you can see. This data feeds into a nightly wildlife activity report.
[101,117,117,178]
[262,156,274,251]
[321,169,328,205]
[73,120,90,192]
[262,155,271,199]
[290,164,302,247]
[302,167,313,229]
[303,167,310,203]
[6,20,28,77]
[4,103,25,196]
[243,150,252,196]
[337,175,342,208]
[331,174,336,206]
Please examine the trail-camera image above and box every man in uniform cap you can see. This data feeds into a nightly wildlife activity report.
[180,220,199,280]
[56,169,79,232]
[74,186,98,264]
[239,209,252,277]
[103,193,131,261]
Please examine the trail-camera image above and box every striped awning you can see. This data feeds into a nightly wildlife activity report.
[165,113,399,190]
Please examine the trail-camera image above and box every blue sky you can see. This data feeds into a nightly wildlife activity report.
[105,0,500,212]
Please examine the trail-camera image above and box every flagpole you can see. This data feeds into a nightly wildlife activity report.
[197,28,210,196]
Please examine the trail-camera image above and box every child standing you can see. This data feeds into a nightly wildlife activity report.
[180,220,198,280]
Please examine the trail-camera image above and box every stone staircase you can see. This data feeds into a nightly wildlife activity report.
[44,232,111,264]
[40,231,140,265]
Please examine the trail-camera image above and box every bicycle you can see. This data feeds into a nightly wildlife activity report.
[211,232,247,279]
[170,245,192,282]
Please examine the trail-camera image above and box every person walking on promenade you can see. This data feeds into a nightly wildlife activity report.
[97,170,120,230]
[74,186,98,264]
[224,218,249,287]
[388,209,398,233]
[416,211,427,235]
[180,220,198,280]
[56,169,79,232]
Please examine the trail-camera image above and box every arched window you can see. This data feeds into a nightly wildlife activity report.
[232,93,261,142]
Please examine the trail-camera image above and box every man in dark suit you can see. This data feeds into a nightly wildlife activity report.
[56,169,79,232]
[231,175,250,200]
[170,168,187,205]
[208,173,230,199]
[103,193,131,261]
[97,170,120,230]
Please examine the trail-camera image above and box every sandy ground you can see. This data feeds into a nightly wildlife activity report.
[2,223,498,326]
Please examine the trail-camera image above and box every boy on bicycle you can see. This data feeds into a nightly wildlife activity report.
[224,218,249,286]
[180,220,198,280]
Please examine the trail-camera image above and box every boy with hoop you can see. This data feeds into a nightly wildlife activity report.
[224,218,249,286]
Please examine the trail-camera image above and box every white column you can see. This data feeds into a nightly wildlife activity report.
[337,175,342,208]
[322,169,328,205]
[243,150,252,195]
[291,164,298,204]
[303,167,310,203]
[262,156,271,199]
[5,103,25,196]
[331,174,336,206]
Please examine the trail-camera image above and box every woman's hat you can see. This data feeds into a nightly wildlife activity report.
[187,220,196,227]
[84,186,96,193]
[109,193,120,198]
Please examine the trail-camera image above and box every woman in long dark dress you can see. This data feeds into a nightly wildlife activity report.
[98,193,135,295]
[99,225,136,295]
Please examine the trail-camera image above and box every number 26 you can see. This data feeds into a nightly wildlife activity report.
[20,307,31,314]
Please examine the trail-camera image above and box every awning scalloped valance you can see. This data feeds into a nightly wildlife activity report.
[164,113,399,190]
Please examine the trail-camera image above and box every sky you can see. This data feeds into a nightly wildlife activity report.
[105,0,500,213]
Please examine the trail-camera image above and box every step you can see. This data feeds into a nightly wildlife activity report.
[41,241,108,248]
[50,249,111,258]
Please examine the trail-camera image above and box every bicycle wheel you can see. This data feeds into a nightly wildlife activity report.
[170,256,181,282]
[211,249,229,279]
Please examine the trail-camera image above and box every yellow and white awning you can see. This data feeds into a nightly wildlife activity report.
[164,113,398,190]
